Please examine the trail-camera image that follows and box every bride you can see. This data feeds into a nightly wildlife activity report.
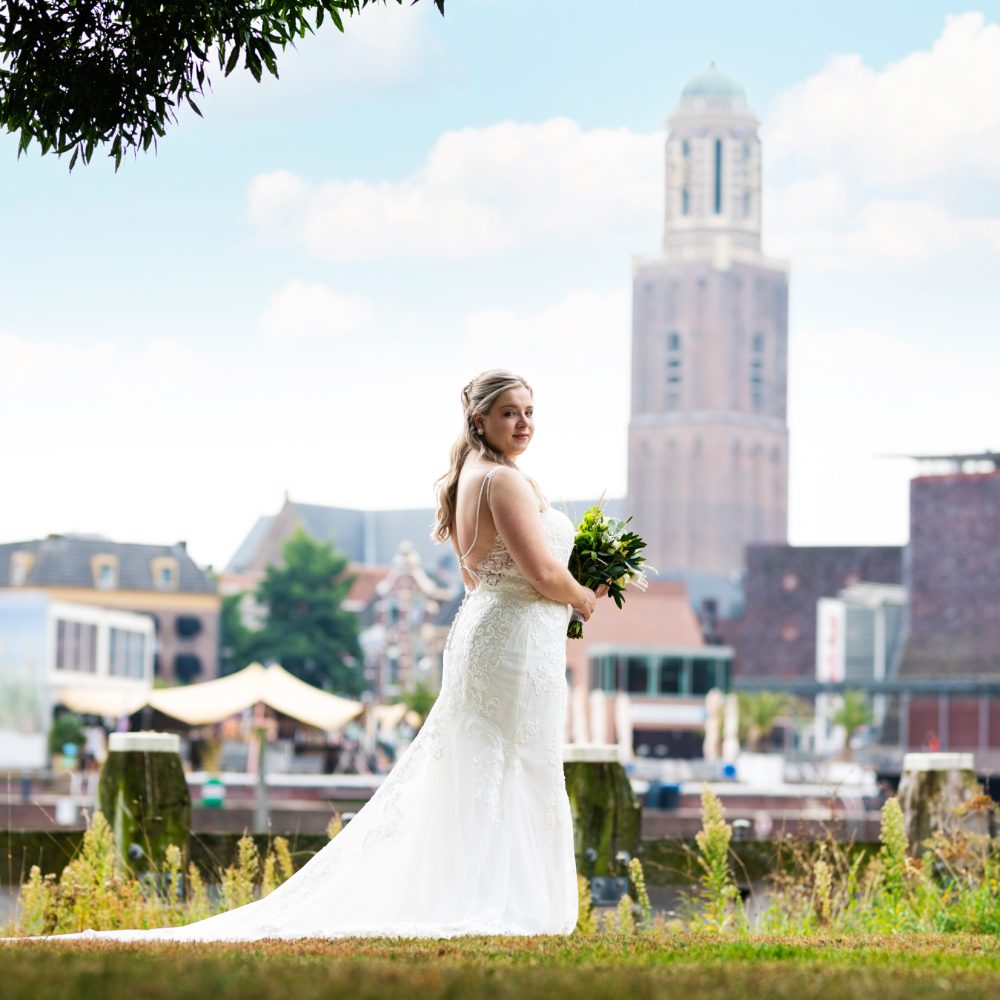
[22,369,600,942]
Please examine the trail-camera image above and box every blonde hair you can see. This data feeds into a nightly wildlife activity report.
[431,369,533,543]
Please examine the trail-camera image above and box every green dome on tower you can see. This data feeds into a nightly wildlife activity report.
[681,62,746,99]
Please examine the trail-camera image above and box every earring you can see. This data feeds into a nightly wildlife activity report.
[476,426,484,435]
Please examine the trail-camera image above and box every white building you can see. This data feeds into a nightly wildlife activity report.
[0,591,154,768]
[814,582,907,753]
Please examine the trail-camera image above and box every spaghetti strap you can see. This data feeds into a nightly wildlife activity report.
[457,466,500,569]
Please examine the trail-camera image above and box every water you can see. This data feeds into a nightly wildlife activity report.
[1,886,16,926]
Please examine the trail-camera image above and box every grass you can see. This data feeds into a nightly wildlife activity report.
[4,934,1000,999]
[4,788,999,997]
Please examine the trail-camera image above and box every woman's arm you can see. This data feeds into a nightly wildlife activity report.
[488,468,596,617]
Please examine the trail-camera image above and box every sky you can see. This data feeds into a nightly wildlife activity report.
[2,1,999,572]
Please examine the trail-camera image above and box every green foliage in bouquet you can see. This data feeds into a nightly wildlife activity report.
[567,502,651,638]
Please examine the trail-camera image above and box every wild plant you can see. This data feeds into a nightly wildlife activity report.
[628,856,653,931]
[574,874,598,935]
[687,785,742,931]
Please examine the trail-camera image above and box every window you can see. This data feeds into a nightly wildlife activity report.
[55,619,98,673]
[750,332,764,411]
[151,556,179,591]
[92,555,118,590]
[626,657,649,694]
[175,615,203,639]
[743,143,753,218]
[666,330,683,410]
[681,139,691,216]
[691,658,716,695]
[110,628,147,679]
[174,654,203,684]
[713,138,723,214]
[658,657,684,694]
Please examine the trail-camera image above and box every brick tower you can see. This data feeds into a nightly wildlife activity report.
[627,64,790,575]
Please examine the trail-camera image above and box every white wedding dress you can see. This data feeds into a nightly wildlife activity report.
[35,468,579,942]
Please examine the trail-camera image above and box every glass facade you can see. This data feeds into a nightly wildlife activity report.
[55,619,98,674]
[109,627,147,679]
[588,651,731,696]
[0,594,48,735]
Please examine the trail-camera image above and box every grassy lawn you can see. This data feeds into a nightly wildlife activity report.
[4,934,1000,999]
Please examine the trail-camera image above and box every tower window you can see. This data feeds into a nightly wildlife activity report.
[750,332,764,412]
[714,138,722,214]
[681,139,691,216]
[666,330,683,410]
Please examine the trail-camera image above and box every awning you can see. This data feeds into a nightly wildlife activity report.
[59,663,366,733]
[373,702,408,731]
[147,662,365,732]
[56,686,150,718]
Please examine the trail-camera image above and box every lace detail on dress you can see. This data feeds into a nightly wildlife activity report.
[476,532,516,586]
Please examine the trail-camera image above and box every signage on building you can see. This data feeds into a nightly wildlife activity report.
[816,598,846,683]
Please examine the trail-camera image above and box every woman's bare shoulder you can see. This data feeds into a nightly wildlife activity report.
[487,466,546,512]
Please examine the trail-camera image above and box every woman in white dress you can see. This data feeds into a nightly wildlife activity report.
[19,369,598,942]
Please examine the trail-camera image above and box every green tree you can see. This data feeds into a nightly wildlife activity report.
[737,691,794,752]
[401,680,437,725]
[0,0,445,169]
[832,689,874,758]
[252,529,362,694]
[219,592,257,677]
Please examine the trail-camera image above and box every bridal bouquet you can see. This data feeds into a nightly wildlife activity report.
[567,502,652,639]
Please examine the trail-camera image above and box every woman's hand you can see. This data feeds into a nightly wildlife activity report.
[572,587,596,621]
[594,583,609,599]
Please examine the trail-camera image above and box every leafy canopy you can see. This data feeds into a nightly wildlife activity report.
[250,528,363,695]
[0,1,445,169]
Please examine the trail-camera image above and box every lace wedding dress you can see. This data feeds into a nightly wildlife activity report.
[38,467,579,942]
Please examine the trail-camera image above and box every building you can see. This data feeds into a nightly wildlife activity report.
[627,63,789,575]
[357,541,461,698]
[224,494,626,587]
[730,455,1000,777]
[900,461,1000,679]
[814,582,907,753]
[732,544,904,682]
[0,590,154,769]
[0,535,220,684]
[568,580,733,759]
[893,457,1000,759]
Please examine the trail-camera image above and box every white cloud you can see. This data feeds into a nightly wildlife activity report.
[766,12,1000,186]
[765,188,1000,268]
[247,118,661,258]
[204,1,442,115]
[763,12,1000,269]
[260,279,373,342]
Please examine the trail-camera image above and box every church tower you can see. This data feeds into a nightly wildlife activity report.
[627,65,789,576]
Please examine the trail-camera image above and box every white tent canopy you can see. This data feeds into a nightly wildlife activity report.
[56,686,149,719]
[59,662,365,733]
